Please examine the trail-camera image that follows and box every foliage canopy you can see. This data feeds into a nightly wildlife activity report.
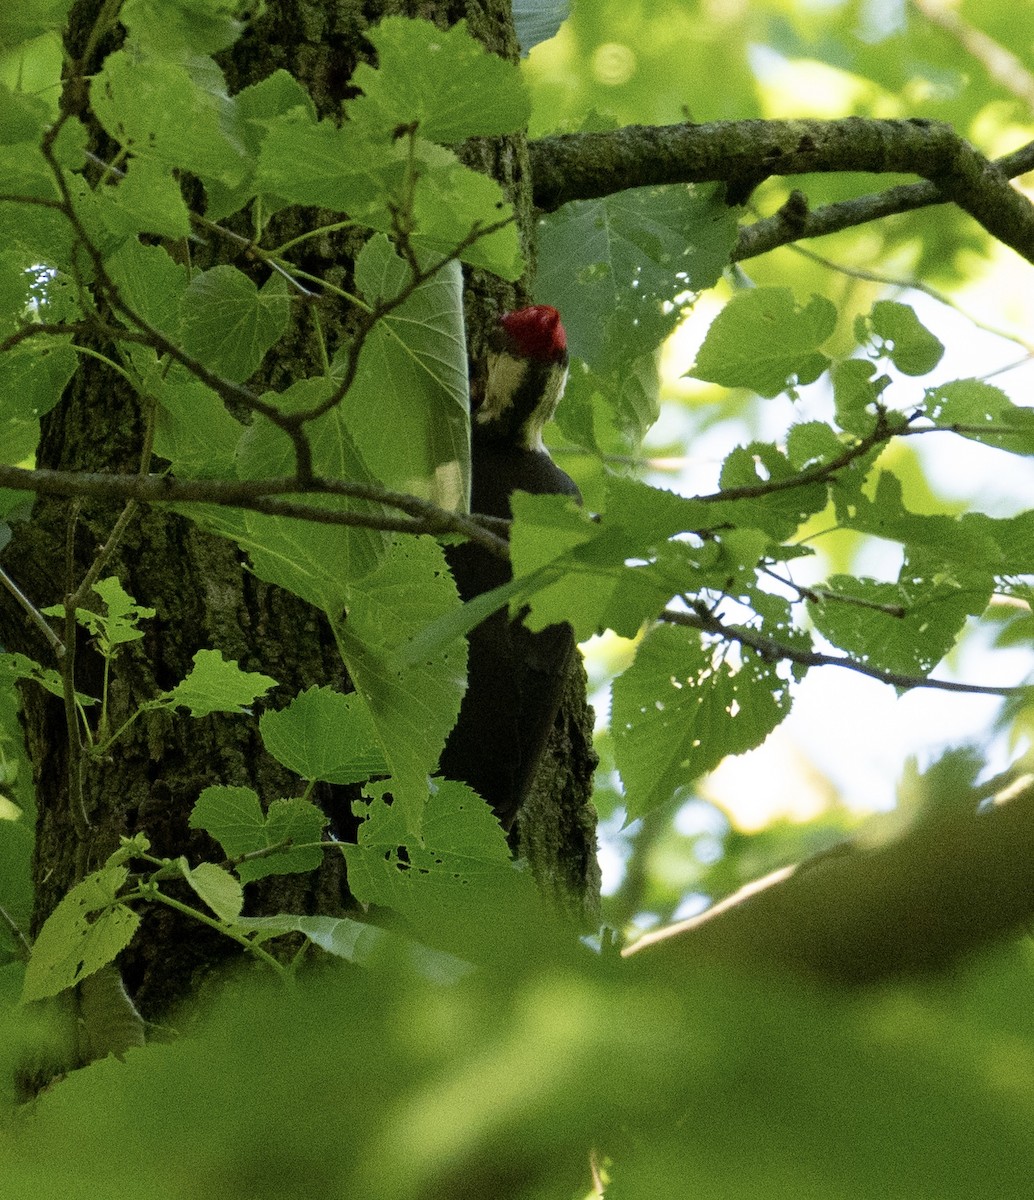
[2,0,1034,1196]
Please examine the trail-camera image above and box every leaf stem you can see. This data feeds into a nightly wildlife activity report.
[129,886,290,977]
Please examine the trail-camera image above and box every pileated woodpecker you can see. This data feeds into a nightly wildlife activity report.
[440,306,581,832]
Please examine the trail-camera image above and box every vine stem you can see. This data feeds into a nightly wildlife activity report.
[0,566,65,657]
[130,887,290,978]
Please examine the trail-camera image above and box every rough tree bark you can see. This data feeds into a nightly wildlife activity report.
[0,0,598,1024]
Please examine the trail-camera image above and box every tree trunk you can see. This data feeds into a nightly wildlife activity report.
[0,0,598,1025]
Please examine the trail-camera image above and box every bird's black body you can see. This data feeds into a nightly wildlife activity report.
[440,307,581,832]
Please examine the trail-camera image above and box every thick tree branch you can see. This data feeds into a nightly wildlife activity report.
[0,465,510,557]
[734,137,1034,261]
[530,119,1034,263]
[624,779,1034,984]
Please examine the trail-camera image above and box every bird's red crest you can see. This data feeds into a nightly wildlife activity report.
[498,305,567,363]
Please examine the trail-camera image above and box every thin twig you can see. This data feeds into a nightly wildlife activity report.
[0,565,65,657]
[786,243,1034,355]
[733,139,1034,263]
[912,0,1034,109]
[661,605,1018,697]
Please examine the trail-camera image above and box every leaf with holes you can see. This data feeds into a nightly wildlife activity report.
[611,623,793,819]
[336,537,467,832]
[21,867,140,1003]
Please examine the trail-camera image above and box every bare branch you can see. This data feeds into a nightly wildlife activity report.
[0,566,65,657]
[661,604,1019,698]
[0,465,510,558]
[736,138,1034,261]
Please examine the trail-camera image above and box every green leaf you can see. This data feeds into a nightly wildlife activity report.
[405,142,522,277]
[153,379,243,478]
[179,861,243,923]
[923,378,1034,456]
[510,491,597,577]
[0,337,77,465]
[21,867,140,1003]
[91,577,155,647]
[91,50,246,184]
[0,81,49,142]
[837,471,1002,571]
[537,183,738,371]
[179,267,290,382]
[45,577,156,657]
[718,442,828,539]
[255,115,383,214]
[603,475,713,542]
[120,0,246,57]
[354,17,531,142]
[831,358,891,436]
[513,0,569,54]
[399,572,529,667]
[858,300,944,376]
[105,238,189,341]
[335,537,467,831]
[259,685,388,785]
[808,562,992,679]
[341,236,470,510]
[471,479,792,647]
[256,115,521,278]
[232,912,471,980]
[233,912,382,954]
[342,779,537,942]
[509,491,616,638]
[188,785,265,857]
[690,288,836,397]
[238,799,328,885]
[98,157,192,240]
[52,115,88,169]
[188,786,328,884]
[223,375,389,606]
[160,649,277,718]
[612,622,793,819]
[786,420,845,470]
[203,68,317,222]
[0,650,98,707]
[209,500,386,616]
[0,1,72,50]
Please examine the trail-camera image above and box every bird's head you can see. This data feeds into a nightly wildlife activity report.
[477,305,570,450]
